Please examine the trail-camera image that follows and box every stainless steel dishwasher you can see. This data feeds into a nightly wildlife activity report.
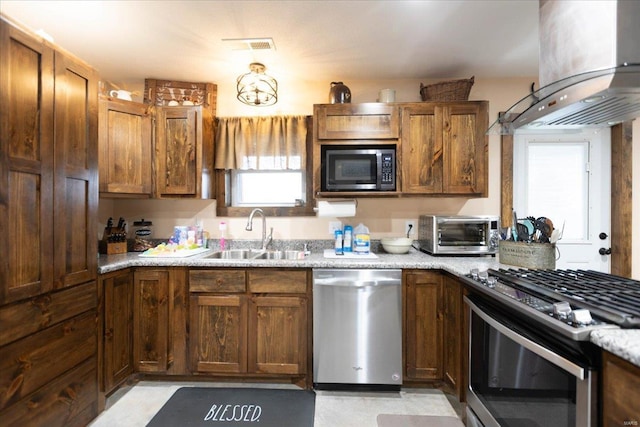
[312,268,402,390]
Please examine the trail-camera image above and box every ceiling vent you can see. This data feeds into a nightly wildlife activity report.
[222,38,276,51]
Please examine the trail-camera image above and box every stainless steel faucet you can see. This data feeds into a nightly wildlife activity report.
[245,208,273,250]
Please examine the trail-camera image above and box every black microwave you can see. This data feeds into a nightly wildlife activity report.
[321,145,396,191]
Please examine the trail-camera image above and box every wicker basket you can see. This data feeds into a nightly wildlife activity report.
[499,241,556,270]
[420,76,474,101]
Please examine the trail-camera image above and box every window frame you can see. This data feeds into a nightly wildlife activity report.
[214,116,315,217]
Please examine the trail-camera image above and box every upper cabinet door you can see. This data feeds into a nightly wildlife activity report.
[0,21,55,303]
[53,50,98,289]
[155,106,214,198]
[442,102,488,195]
[400,103,443,193]
[99,98,153,197]
[316,103,400,140]
[400,101,488,196]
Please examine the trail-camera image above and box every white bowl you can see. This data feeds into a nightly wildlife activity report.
[380,237,413,254]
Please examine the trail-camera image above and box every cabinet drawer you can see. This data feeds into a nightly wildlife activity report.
[0,282,97,347]
[189,269,246,293]
[247,269,308,294]
[316,103,399,140]
[0,311,97,411]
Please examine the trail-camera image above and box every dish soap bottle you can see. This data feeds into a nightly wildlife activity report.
[353,223,370,255]
[219,222,227,250]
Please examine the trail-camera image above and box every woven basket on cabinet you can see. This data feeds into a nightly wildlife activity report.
[420,76,474,101]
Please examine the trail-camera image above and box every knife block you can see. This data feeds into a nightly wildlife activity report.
[101,226,128,255]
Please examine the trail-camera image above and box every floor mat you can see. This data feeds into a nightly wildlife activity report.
[377,414,465,427]
[146,387,315,427]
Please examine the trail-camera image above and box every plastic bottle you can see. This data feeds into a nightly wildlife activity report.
[353,223,370,255]
[343,225,353,253]
[219,222,227,251]
[334,230,344,255]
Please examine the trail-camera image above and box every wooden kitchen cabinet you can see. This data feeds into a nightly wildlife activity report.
[404,270,443,381]
[155,106,214,198]
[188,268,310,385]
[1,18,98,303]
[602,351,640,426]
[189,269,248,373]
[133,268,173,372]
[315,103,400,140]
[0,16,99,426]
[312,101,488,198]
[442,274,463,397]
[400,102,488,195]
[98,97,153,197]
[101,269,134,393]
[248,269,308,375]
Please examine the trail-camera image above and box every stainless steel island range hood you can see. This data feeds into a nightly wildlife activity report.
[490,0,640,134]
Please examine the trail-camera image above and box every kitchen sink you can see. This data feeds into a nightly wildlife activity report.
[253,250,306,260]
[203,249,306,260]
[204,249,254,259]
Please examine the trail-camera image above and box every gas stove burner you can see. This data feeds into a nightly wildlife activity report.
[461,268,640,340]
[489,268,640,329]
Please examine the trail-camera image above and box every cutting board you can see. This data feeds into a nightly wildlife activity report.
[139,247,210,258]
[323,249,378,259]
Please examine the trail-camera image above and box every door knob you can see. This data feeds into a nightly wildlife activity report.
[599,247,612,255]
[599,232,608,240]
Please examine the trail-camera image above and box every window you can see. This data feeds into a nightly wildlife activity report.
[214,115,314,216]
[231,169,306,207]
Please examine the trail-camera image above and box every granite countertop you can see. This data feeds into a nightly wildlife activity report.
[98,243,640,368]
[97,246,506,277]
[589,329,640,366]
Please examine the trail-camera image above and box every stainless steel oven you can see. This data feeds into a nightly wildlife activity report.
[465,295,599,427]
[460,268,640,427]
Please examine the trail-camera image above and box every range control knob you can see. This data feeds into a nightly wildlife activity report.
[570,309,593,325]
[553,301,572,320]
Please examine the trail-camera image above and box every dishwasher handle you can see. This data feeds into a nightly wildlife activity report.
[313,278,400,287]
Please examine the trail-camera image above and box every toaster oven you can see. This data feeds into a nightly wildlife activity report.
[417,215,500,256]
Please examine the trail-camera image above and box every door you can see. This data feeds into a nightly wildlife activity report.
[249,295,307,375]
[156,106,198,197]
[103,269,134,392]
[513,130,611,272]
[133,269,172,372]
[405,271,443,381]
[189,294,248,373]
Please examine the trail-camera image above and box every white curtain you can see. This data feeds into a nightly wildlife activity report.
[215,115,307,170]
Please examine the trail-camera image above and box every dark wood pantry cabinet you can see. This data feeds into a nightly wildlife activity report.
[0,15,99,426]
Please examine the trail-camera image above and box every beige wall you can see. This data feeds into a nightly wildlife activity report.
[100,76,639,278]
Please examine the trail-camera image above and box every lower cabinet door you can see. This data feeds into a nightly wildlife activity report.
[405,271,443,381]
[249,295,308,375]
[103,269,134,392]
[133,269,172,372]
[189,294,248,373]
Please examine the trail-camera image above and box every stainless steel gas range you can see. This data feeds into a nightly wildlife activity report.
[460,268,640,427]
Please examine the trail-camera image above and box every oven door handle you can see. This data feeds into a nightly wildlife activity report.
[465,296,586,380]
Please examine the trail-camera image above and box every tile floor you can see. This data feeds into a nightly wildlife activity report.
[89,381,466,427]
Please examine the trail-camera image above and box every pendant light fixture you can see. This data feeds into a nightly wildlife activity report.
[236,62,278,106]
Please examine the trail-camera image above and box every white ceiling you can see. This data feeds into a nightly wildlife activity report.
[0,0,540,89]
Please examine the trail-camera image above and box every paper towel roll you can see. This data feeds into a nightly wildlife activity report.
[314,200,357,217]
